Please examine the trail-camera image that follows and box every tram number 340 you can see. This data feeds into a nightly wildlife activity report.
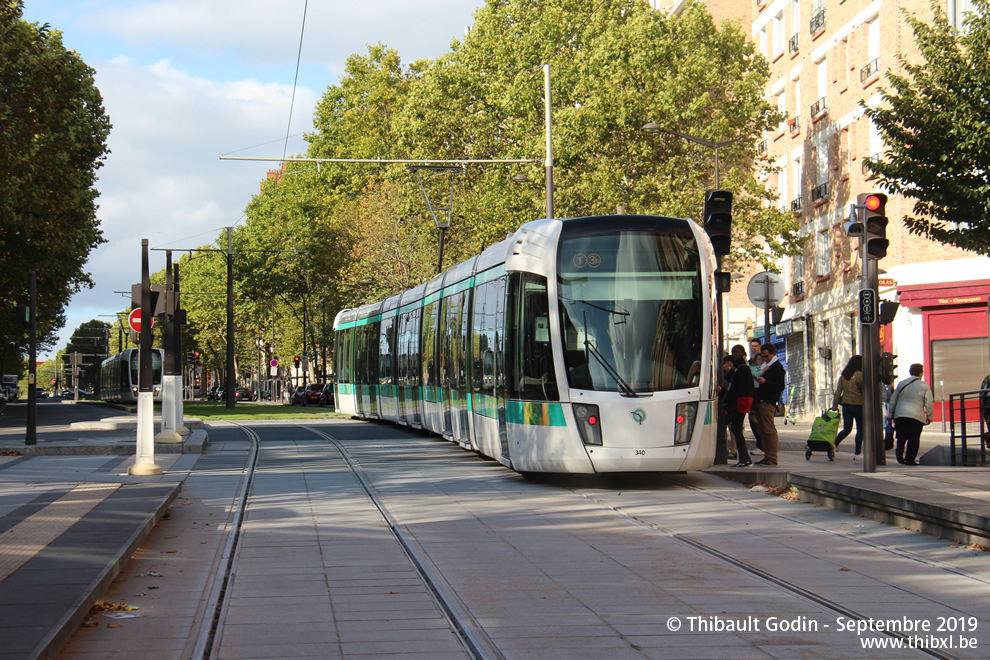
[635,450,647,456]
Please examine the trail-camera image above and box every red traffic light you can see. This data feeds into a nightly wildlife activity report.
[864,194,883,211]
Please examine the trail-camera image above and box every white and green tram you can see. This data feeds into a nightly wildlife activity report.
[333,215,719,473]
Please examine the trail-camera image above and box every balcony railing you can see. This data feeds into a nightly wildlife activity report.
[810,9,826,34]
[757,139,767,156]
[860,58,880,83]
[789,33,800,54]
[792,281,805,298]
[788,116,801,134]
[811,97,827,117]
[811,182,829,203]
[791,196,803,213]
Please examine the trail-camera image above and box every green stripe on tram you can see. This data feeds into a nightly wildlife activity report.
[506,401,567,427]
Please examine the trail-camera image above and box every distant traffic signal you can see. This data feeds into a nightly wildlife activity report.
[879,300,900,325]
[294,356,301,368]
[15,304,30,324]
[879,352,898,385]
[859,192,889,260]
[703,189,733,257]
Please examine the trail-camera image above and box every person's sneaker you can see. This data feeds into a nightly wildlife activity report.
[755,458,777,466]
[751,448,763,455]
[732,460,752,468]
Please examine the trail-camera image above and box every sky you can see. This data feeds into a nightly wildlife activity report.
[19,0,482,359]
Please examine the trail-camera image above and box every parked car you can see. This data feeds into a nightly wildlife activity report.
[319,382,335,408]
[303,383,323,406]
[290,385,307,406]
[234,387,255,402]
[35,387,48,399]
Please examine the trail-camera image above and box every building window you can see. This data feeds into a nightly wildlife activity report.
[810,96,827,117]
[773,11,785,58]
[815,229,831,277]
[860,58,879,83]
[950,0,974,29]
[810,0,826,34]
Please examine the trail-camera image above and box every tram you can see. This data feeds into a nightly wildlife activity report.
[333,215,719,473]
[99,348,164,404]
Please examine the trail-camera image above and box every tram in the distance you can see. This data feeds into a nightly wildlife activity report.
[99,348,164,404]
[334,215,719,474]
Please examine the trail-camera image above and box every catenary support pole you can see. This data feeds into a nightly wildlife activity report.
[130,239,162,476]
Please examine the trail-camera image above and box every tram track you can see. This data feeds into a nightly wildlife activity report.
[574,474,976,660]
[185,422,983,659]
[189,422,499,660]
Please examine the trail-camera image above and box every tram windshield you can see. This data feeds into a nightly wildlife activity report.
[557,226,704,394]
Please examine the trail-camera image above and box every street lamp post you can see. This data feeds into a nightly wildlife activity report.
[642,123,745,465]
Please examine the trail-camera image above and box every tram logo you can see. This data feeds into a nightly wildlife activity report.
[630,409,646,425]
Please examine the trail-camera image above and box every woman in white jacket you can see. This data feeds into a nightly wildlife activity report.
[886,363,934,465]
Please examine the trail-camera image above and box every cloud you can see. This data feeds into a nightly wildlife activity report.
[51,55,318,355]
[27,0,483,358]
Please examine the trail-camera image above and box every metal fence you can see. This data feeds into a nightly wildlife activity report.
[947,389,990,466]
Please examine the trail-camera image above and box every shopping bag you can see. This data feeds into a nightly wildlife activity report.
[807,409,842,447]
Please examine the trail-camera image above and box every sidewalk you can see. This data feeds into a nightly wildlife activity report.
[708,418,990,547]
[0,418,206,660]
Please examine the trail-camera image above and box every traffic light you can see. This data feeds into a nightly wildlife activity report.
[294,356,301,369]
[703,189,733,257]
[879,351,898,385]
[15,304,30,324]
[193,350,201,367]
[879,300,900,325]
[186,351,195,365]
[858,192,889,260]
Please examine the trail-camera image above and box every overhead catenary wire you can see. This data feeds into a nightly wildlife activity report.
[281,0,309,164]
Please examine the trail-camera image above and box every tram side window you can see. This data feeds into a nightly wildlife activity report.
[422,301,440,387]
[508,273,559,401]
[409,308,421,388]
[379,317,394,386]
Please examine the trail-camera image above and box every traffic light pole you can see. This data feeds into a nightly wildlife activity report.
[156,251,182,443]
[851,200,886,473]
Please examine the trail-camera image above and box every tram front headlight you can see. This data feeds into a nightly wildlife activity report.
[673,402,699,446]
[573,403,602,446]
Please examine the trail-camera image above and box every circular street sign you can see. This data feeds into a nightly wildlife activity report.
[127,308,155,333]
[746,272,785,309]
[270,359,279,368]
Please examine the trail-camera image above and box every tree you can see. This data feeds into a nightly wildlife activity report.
[63,319,111,389]
[863,0,990,254]
[0,1,111,365]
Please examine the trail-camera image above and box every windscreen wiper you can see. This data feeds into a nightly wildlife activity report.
[584,340,641,398]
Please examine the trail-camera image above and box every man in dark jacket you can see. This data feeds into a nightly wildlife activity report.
[754,343,786,466]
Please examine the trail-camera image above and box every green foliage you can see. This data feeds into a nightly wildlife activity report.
[189,0,801,376]
[63,319,111,388]
[0,1,111,363]
[863,0,990,254]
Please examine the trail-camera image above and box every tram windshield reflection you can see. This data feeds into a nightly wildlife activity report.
[558,228,703,393]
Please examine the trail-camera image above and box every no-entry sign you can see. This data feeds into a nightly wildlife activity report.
[128,308,155,333]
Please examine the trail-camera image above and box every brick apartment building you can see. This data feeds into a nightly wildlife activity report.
[661,0,988,420]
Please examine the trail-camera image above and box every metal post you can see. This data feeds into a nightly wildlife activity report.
[544,64,554,219]
[130,239,162,475]
[226,227,235,409]
[25,271,37,446]
[156,251,181,443]
[174,263,189,433]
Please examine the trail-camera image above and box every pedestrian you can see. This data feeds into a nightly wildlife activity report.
[748,338,765,455]
[754,343,786,466]
[887,363,934,465]
[718,355,735,459]
[831,355,864,455]
[881,380,895,450]
[725,344,755,467]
